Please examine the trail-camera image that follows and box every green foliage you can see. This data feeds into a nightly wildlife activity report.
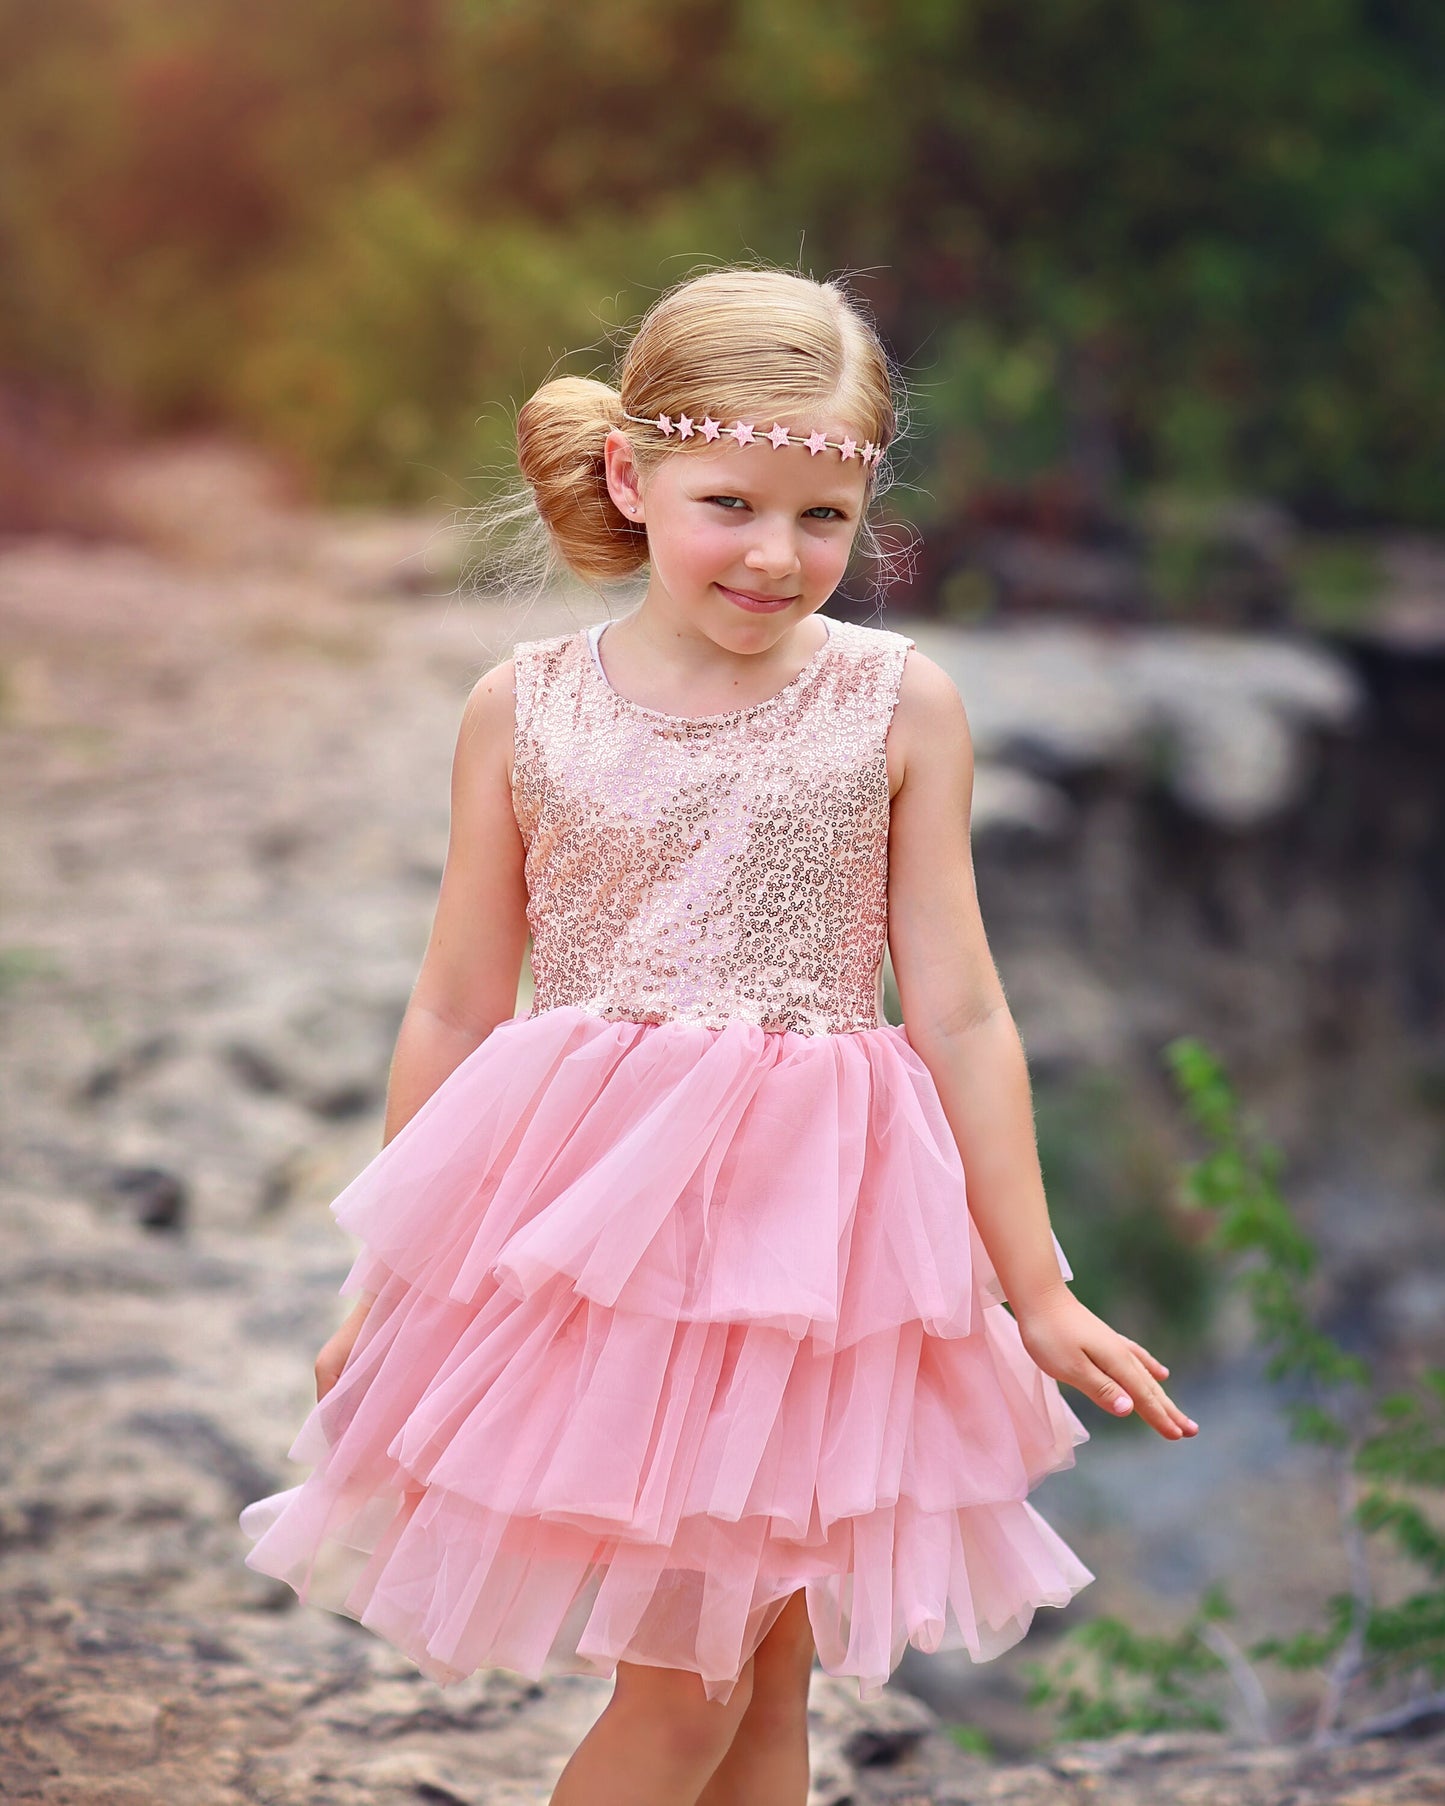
[1250,1592,1356,1673]
[1021,1585,1234,1740]
[1033,1066,1214,1354]
[903,319,1070,502]
[0,945,65,996]
[1026,1037,1445,1745]
[946,1722,996,1757]
[1291,537,1387,632]
[2,0,1444,523]
[1166,1037,1369,1402]
[1356,1379,1445,1494]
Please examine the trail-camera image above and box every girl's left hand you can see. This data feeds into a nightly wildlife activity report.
[1013,1285,1199,1440]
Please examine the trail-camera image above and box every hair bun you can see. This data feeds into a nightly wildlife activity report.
[516,376,645,583]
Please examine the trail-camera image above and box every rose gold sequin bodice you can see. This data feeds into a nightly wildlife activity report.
[510,614,915,1036]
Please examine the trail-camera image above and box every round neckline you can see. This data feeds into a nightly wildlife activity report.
[585,614,835,724]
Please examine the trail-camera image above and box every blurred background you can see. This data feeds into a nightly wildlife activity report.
[3,3,1444,1801]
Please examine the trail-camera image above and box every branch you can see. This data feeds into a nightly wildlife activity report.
[1199,1621,1274,1744]
[1315,1688,1445,1749]
[1311,1438,1373,1745]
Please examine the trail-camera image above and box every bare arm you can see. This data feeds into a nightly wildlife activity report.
[317,658,528,1397]
[380,658,529,1144]
[885,651,1197,1442]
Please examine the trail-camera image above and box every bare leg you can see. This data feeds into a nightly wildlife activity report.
[695,1590,816,1806]
[549,1655,757,1806]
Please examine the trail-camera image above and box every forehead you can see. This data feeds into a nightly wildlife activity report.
[656,433,871,505]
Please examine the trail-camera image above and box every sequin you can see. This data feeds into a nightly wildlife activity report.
[510,614,915,1036]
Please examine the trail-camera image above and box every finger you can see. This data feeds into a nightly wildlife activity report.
[1110,1351,1199,1439]
[1074,1357,1137,1421]
[1083,1349,1198,1439]
[1121,1337,1170,1379]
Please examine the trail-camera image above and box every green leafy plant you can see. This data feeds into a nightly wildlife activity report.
[947,1722,995,1758]
[1021,1584,1236,1740]
[1022,1036,1445,1749]
[1033,1065,1214,1352]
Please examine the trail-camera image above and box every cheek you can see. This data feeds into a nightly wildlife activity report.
[659,516,736,576]
[801,531,853,587]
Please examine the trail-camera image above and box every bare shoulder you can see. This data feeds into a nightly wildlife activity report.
[895,644,966,720]
[464,655,517,719]
[456,657,517,776]
[889,645,973,787]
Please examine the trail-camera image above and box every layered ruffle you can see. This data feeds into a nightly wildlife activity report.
[239,1007,1094,1701]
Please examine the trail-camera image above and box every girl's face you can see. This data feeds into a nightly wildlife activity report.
[604,425,871,650]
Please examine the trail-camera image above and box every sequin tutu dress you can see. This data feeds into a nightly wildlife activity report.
[238,613,1094,1702]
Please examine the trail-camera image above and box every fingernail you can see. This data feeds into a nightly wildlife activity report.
[1113,1396,1132,1414]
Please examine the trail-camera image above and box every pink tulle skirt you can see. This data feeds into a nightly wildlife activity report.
[238,1006,1094,1702]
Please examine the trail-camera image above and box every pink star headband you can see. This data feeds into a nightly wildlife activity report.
[621,408,886,467]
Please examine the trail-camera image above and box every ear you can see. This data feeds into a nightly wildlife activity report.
[603,429,646,522]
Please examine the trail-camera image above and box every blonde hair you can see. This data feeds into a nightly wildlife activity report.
[465,265,911,608]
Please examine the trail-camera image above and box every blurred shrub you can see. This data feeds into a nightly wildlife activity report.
[1034,1065,1215,1355]
[2,0,1442,526]
[1024,1037,1445,1747]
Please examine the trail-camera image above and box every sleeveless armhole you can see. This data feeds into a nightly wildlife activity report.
[508,639,541,839]
[883,631,916,732]
[511,639,539,743]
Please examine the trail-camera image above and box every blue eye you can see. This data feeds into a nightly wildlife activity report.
[704,496,848,522]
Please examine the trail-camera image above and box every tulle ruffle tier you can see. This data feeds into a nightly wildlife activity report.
[239,1006,1094,1702]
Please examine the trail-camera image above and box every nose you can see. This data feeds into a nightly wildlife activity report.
[743,521,802,584]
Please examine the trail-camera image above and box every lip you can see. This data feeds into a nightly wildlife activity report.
[717,583,800,614]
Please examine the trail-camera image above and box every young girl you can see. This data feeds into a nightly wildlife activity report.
[239,266,1197,1806]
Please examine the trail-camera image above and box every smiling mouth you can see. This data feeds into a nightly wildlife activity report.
[719,584,799,604]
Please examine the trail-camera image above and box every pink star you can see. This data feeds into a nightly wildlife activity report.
[767,422,791,449]
[656,414,674,436]
[862,441,877,465]
[676,414,695,439]
[699,416,721,441]
[840,436,858,461]
[729,421,756,446]
[805,431,828,456]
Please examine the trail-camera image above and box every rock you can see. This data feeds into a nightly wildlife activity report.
[1346,533,1445,651]
[1127,629,1362,824]
[1047,1728,1236,1775]
[104,1162,189,1233]
[971,766,1075,844]
[76,1032,178,1102]
[121,1409,283,1511]
[808,1673,943,1801]
[222,1033,380,1121]
[909,621,1363,829]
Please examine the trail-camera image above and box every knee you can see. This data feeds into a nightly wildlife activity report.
[656,1663,755,1766]
[738,1669,810,1745]
[611,1658,755,1767]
